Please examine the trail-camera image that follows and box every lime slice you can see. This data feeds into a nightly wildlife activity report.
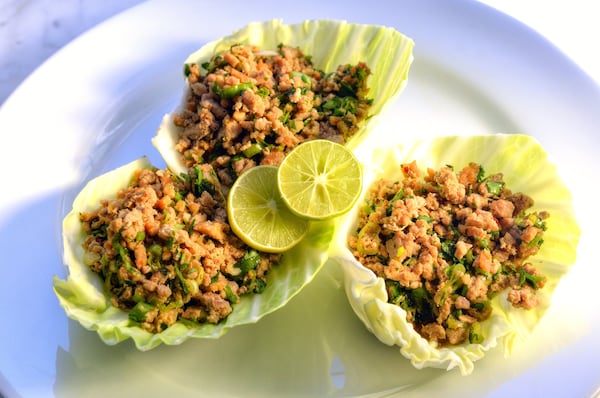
[227,165,309,253]
[277,139,362,220]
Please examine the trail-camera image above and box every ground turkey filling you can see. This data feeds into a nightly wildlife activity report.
[79,44,373,333]
[174,44,372,193]
[348,161,549,346]
[80,165,280,333]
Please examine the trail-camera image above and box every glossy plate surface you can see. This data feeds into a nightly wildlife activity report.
[0,0,599,396]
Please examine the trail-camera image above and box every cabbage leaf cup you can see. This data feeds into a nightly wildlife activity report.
[152,19,415,177]
[53,20,414,350]
[53,157,335,350]
[330,134,581,375]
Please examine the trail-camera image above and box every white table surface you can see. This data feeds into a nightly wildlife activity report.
[477,0,600,86]
[1,0,599,107]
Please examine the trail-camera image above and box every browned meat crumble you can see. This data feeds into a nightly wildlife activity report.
[80,166,280,333]
[348,161,549,346]
[174,43,372,192]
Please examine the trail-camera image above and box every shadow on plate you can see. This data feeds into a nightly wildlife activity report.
[51,255,586,398]
[53,261,440,397]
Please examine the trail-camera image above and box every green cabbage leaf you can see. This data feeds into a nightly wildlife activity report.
[152,19,414,177]
[330,134,581,375]
[54,157,334,350]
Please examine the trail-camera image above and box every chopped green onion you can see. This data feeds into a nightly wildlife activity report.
[440,240,456,262]
[187,218,196,234]
[148,243,162,258]
[129,302,154,323]
[280,111,291,124]
[254,278,267,294]
[243,142,265,158]
[212,81,254,99]
[485,180,505,195]
[202,55,223,73]
[135,231,146,242]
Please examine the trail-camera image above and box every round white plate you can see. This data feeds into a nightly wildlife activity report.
[1,0,599,396]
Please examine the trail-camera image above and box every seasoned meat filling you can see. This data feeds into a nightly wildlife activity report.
[80,166,280,333]
[174,44,372,192]
[79,44,373,333]
[349,161,549,346]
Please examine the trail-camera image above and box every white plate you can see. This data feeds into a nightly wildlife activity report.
[1,0,599,396]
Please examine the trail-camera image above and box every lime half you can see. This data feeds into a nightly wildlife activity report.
[227,165,309,253]
[277,139,362,220]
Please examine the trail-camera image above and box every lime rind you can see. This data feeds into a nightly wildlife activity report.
[227,165,309,253]
[152,19,414,177]
[330,134,581,375]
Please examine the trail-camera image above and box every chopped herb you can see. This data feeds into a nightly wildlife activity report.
[202,54,223,73]
[183,63,192,77]
[256,86,270,98]
[174,264,188,295]
[416,215,434,223]
[389,188,405,203]
[234,250,261,276]
[224,285,239,304]
[441,240,456,262]
[322,96,358,116]
[476,165,486,183]
[188,218,196,234]
[280,111,291,124]
[518,268,545,287]
[191,165,215,195]
[91,224,107,238]
[112,232,138,274]
[468,322,484,344]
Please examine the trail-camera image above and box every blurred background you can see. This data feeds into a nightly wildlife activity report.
[0,0,145,106]
[0,0,599,107]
